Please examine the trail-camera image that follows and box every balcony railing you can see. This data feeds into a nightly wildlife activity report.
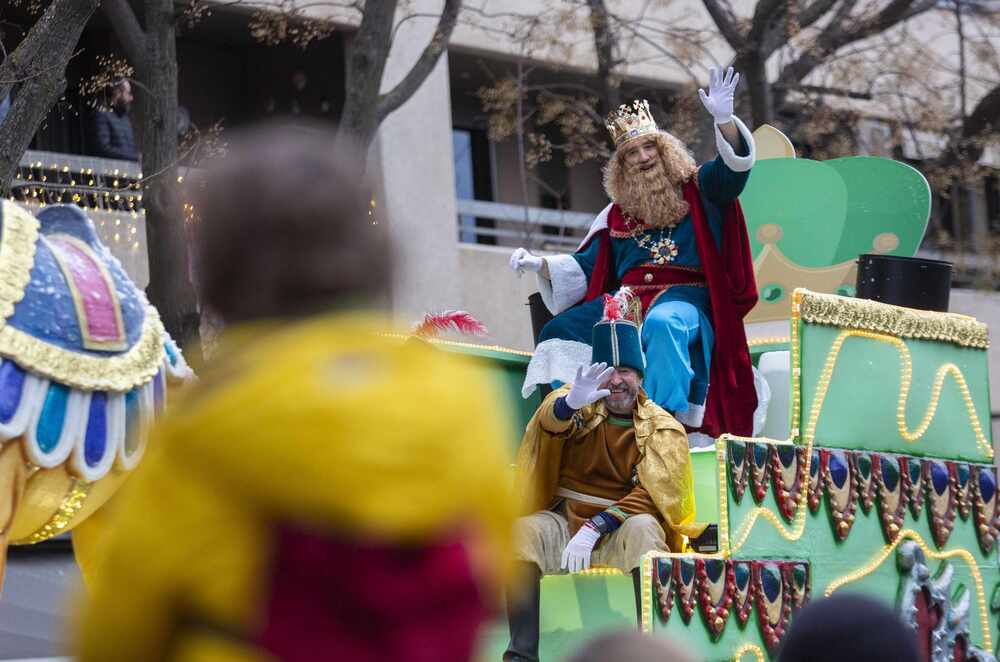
[8,150,149,286]
[456,198,595,250]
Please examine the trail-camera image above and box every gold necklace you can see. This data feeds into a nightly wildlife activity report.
[622,214,678,265]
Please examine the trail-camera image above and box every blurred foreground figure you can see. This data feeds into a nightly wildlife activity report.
[563,631,695,662]
[76,122,514,662]
[777,594,920,662]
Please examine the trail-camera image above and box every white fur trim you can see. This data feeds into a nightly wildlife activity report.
[752,365,772,437]
[688,432,715,449]
[715,116,755,173]
[577,203,614,251]
[538,254,588,315]
[675,402,706,428]
[521,338,592,398]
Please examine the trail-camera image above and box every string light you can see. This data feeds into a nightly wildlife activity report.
[732,644,766,662]
[8,156,157,254]
[823,528,991,651]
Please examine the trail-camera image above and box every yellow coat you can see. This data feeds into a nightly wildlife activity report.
[514,385,706,552]
[75,314,515,662]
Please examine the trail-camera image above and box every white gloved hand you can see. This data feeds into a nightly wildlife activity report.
[509,247,544,276]
[561,522,602,573]
[698,66,739,124]
[564,362,614,410]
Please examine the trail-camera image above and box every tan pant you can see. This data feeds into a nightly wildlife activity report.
[512,510,668,573]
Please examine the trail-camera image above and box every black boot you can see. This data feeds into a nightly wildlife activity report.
[631,567,644,629]
[504,562,542,662]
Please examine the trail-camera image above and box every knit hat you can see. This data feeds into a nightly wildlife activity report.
[591,288,645,375]
[777,593,920,662]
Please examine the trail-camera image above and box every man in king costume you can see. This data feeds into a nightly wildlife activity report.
[505,292,706,662]
[510,67,758,441]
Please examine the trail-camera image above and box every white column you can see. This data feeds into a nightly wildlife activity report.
[370,1,461,328]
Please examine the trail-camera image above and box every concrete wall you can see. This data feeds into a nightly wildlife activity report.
[372,1,462,325]
[457,244,543,350]
[950,289,1000,434]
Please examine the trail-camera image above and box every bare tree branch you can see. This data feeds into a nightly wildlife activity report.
[587,0,622,115]
[777,0,937,89]
[101,0,148,67]
[701,0,746,49]
[376,0,462,121]
[0,0,100,193]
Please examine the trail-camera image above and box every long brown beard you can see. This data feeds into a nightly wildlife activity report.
[615,158,690,228]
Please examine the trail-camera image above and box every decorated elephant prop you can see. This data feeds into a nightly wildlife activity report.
[0,200,190,583]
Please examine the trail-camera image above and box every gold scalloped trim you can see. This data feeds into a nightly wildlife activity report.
[0,202,39,323]
[0,200,165,392]
[0,309,165,392]
[797,289,989,349]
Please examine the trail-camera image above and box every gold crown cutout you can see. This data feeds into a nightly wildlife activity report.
[606,99,659,146]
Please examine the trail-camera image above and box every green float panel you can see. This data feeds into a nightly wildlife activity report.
[798,323,993,462]
[740,156,930,267]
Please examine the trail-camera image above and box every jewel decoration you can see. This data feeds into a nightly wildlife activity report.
[674,557,698,624]
[873,453,908,542]
[696,559,734,640]
[924,460,957,548]
[724,439,998,549]
[822,449,857,541]
[897,541,994,662]
[770,444,806,522]
[807,448,824,514]
[750,442,772,504]
[653,557,675,623]
[785,562,811,610]
[902,456,926,519]
[852,451,876,514]
[732,561,754,627]
[648,557,809,642]
[730,440,749,504]
[970,465,999,554]
[950,462,972,521]
[753,561,793,652]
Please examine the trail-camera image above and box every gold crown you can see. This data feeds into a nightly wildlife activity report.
[606,99,659,146]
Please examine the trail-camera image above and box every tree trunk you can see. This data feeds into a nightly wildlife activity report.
[340,0,399,150]
[139,0,201,356]
[0,0,100,192]
[737,51,773,127]
[588,0,621,117]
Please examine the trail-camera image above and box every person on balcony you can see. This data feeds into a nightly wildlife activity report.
[510,67,758,446]
[90,78,138,161]
[504,292,706,662]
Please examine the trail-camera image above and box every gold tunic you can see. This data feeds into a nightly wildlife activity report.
[515,385,707,552]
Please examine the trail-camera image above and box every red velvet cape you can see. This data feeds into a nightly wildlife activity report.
[581,179,758,437]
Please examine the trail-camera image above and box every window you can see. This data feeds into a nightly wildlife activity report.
[452,127,495,244]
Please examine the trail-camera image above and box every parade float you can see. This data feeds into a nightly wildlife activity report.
[0,200,190,584]
[422,128,1000,661]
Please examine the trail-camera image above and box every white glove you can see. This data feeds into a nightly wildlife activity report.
[561,522,602,573]
[698,66,739,124]
[509,247,544,276]
[565,362,614,410]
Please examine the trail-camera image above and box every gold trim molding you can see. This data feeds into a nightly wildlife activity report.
[797,289,989,349]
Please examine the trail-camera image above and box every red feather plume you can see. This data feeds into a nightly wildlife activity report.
[412,310,489,339]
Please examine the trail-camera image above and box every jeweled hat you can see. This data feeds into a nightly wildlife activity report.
[591,288,645,375]
[606,99,659,147]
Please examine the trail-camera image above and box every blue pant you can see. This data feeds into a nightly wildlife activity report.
[641,300,713,414]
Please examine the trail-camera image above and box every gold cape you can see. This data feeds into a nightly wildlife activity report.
[514,385,707,552]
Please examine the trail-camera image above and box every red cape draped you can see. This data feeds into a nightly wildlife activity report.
[580,180,758,437]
